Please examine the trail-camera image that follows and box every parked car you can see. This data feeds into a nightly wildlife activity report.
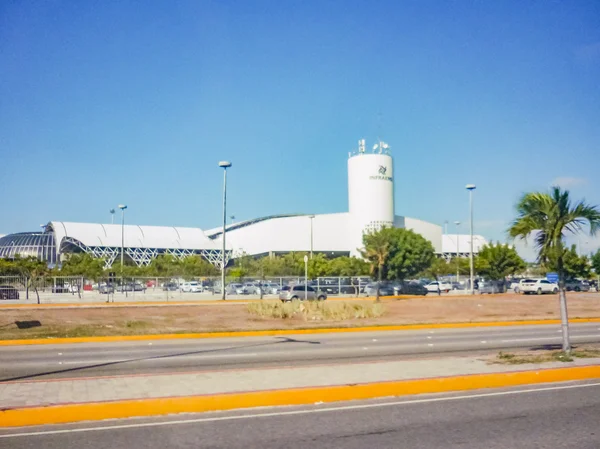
[364,282,395,297]
[0,285,19,300]
[478,280,504,294]
[565,279,590,292]
[509,278,522,292]
[243,282,261,294]
[225,283,244,295]
[162,282,179,291]
[452,282,466,290]
[425,281,453,293]
[181,281,203,293]
[279,285,326,301]
[52,283,80,293]
[98,283,115,294]
[115,283,135,292]
[519,279,559,295]
[395,281,428,296]
[261,282,280,295]
[132,282,146,292]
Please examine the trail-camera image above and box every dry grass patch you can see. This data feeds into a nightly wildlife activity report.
[247,300,385,321]
[493,347,600,365]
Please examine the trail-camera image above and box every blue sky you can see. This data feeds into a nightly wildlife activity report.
[1,0,599,255]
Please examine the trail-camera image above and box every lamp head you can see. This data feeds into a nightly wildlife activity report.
[118,204,127,210]
[218,161,232,168]
[465,184,476,190]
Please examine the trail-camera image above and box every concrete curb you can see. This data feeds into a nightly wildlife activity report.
[1,365,599,428]
[2,318,600,346]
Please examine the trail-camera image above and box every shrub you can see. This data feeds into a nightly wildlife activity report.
[247,300,384,321]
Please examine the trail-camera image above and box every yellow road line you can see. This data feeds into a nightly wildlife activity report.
[1,318,600,346]
[1,365,599,427]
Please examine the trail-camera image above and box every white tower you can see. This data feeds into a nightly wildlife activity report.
[348,140,395,256]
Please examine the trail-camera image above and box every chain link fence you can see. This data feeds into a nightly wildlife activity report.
[0,275,377,300]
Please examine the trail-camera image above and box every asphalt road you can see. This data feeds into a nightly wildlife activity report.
[1,323,599,381]
[1,381,599,448]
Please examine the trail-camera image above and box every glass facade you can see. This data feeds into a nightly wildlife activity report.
[0,232,57,265]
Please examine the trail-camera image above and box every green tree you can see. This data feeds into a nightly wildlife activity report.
[360,229,391,302]
[384,228,436,281]
[422,257,453,281]
[254,256,288,277]
[11,256,48,304]
[476,243,526,282]
[144,255,182,278]
[592,250,600,280]
[307,253,331,278]
[328,256,370,277]
[180,256,219,278]
[0,258,19,276]
[361,227,436,301]
[448,257,471,277]
[509,186,600,352]
[60,254,105,280]
[558,245,591,280]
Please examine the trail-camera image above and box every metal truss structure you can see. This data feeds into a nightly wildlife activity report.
[60,237,230,269]
[441,251,471,262]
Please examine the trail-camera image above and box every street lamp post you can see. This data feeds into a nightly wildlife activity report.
[466,185,476,295]
[304,255,308,300]
[454,221,461,283]
[308,215,315,259]
[39,224,46,263]
[118,204,127,294]
[219,161,232,300]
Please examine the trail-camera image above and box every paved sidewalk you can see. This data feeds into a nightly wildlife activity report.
[2,356,599,409]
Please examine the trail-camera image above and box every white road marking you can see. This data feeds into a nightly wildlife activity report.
[427,343,434,347]
[481,341,487,344]
[427,336,432,339]
[59,353,261,365]
[2,382,598,438]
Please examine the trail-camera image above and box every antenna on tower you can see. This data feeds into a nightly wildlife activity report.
[358,139,365,154]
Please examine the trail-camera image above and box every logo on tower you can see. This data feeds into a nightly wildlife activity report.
[370,165,392,182]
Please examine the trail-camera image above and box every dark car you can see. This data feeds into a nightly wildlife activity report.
[0,285,20,300]
[115,283,134,292]
[162,282,179,291]
[364,282,395,297]
[98,283,115,294]
[396,281,428,296]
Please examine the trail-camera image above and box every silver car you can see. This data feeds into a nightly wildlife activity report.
[279,285,327,301]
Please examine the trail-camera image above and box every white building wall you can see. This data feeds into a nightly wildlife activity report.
[220,213,352,256]
[442,234,488,254]
[403,217,443,253]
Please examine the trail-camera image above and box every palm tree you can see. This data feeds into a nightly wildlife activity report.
[360,231,390,302]
[509,186,600,352]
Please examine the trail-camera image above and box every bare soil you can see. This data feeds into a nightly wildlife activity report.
[1,292,599,340]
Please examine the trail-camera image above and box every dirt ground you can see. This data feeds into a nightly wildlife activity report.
[1,292,599,340]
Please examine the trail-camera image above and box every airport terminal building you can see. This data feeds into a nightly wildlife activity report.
[0,141,484,268]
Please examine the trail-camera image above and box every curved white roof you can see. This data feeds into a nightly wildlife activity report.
[49,221,220,250]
